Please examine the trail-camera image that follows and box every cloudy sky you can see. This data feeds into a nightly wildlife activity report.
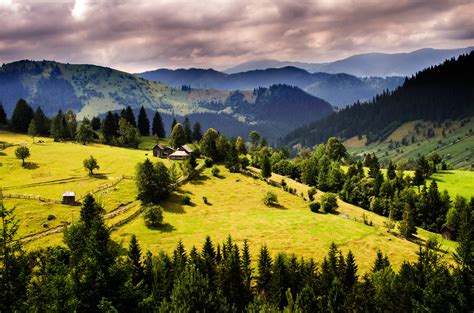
[0,0,473,72]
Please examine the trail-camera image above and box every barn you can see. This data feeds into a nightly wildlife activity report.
[62,191,76,205]
[153,144,175,158]
[168,150,189,160]
[441,225,456,241]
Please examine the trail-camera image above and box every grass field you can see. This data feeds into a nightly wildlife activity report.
[112,166,457,272]
[429,170,474,199]
[346,119,474,170]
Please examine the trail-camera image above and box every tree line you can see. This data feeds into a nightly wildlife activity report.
[283,51,474,147]
[1,191,472,312]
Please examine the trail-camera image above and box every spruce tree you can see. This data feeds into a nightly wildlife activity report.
[257,245,273,297]
[183,117,192,143]
[152,111,166,138]
[91,116,101,131]
[344,250,358,290]
[261,152,272,179]
[192,122,202,142]
[102,111,118,143]
[27,119,37,142]
[121,106,136,127]
[11,99,34,133]
[34,106,49,136]
[137,106,150,136]
[235,136,247,155]
[171,117,177,135]
[399,203,417,238]
[387,161,396,180]
[128,235,144,285]
[0,103,6,126]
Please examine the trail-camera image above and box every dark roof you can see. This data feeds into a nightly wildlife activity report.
[153,144,165,150]
[441,225,455,232]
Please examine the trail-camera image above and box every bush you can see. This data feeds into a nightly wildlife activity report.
[263,192,278,206]
[143,204,163,228]
[47,214,56,221]
[182,194,191,205]
[239,155,250,169]
[211,166,220,177]
[205,158,214,167]
[203,196,208,204]
[308,187,317,201]
[321,193,338,213]
[309,201,321,213]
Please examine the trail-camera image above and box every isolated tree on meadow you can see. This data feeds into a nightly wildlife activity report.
[136,159,171,204]
[83,155,100,176]
[169,123,186,148]
[137,106,150,136]
[143,204,164,228]
[152,111,166,138]
[15,146,30,166]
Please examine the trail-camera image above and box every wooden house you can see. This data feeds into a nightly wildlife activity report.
[168,150,189,160]
[179,144,193,154]
[441,225,456,241]
[62,191,76,205]
[153,144,175,158]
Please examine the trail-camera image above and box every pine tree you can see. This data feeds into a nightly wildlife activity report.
[344,250,358,290]
[34,106,49,136]
[128,235,144,285]
[102,111,118,143]
[169,123,186,148]
[121,106,136,127]
[192,122,202,142]
[137,106,150,136]
[27,119,37,142]
[241,240,253,304]
[10,99,34,133]
[387,161,396,180]
[235,136,247,155]
[183,117,192,143]
[261,152,272,179]
[257,245,273,297]
[171,117,177,135]
[91,116,101,131]
[399,203,417,238]
[0,103,6,126]
[270,253,290,308]
[372,250,391,272]
[152,111,166,138]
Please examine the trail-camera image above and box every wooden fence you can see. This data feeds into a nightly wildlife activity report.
[2,193,62,204]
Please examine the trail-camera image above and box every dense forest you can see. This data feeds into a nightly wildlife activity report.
[283,52,474,147]
[1,192,472,312]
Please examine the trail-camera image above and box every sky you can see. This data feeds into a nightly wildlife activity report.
[0,0,473,73]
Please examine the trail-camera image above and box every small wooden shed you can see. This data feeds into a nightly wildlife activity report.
[179,144,193,154]
[62,191,76,205]
[441,225,456,241]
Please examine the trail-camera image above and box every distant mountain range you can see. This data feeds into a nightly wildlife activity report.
[138,67,403,108]
[282,51,474,147]
[224,47,474,77]
[0,60,332,141]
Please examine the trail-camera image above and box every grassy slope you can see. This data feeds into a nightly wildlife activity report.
[345,119,474,169]
[112,166,456,272]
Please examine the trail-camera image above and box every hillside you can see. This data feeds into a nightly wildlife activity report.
[283,52,474,148]
[138,66,404,108]
[225,46,474,77]
[345,119,474,170]
[0,60,332,140]
[0,131,456,272]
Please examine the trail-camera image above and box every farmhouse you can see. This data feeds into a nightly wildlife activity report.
[62,191,76,205]
[168,150,189,160]
[153,144,175,158]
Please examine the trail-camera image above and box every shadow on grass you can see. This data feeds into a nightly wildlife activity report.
[431,177,445,183]
[92,173,109,180]
[189,173,211,185]
[23,162,39,170]
[266,203,288,210]
[148,222,176,233]
[0,151,6,156]
[163,194,187,214]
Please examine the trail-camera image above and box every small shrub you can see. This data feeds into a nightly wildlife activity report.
[205,158,214,167]
[321,193,338,213]
[143,204,163,228]
[211,166,220,177]
[280,179,287,188]
[309,201,321,213]
[203,196,208,204]
[182,194,191,205]
[47,214,56,221]
[263,192,278,206]
[239,155,250,169]
[308,187,317,201]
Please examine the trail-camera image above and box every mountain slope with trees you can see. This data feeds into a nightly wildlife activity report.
[0,60,332,141]
[138,66,403,107]
[283,52,474,147]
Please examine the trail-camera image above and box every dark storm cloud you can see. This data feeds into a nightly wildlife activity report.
[0,0,473,72]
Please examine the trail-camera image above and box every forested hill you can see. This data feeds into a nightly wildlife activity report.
[0,60,332,141]
[138,66,403,108]
[282,52,474,147]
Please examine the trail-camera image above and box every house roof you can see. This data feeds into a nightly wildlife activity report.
[62,191,75,197]
[153,144,165,150]
[169,150,189,157]
[180,144,193,153]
